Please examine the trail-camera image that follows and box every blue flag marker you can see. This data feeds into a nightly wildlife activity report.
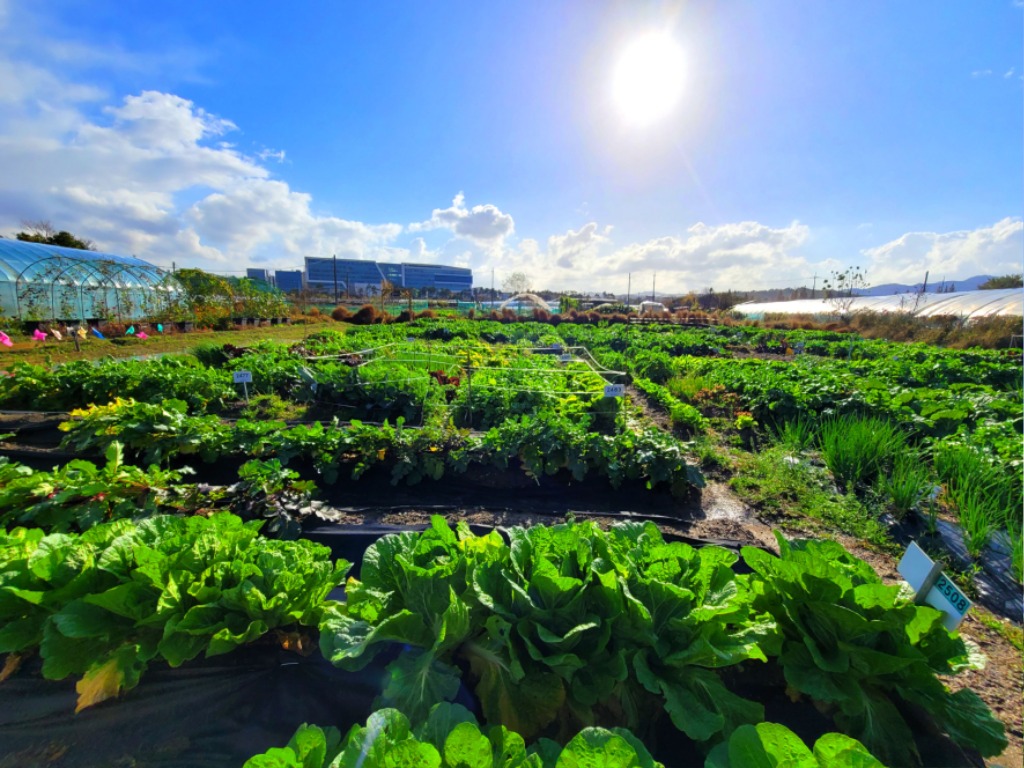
[126,326,136,335]
[157,324,164,333]
[91,328,106,340]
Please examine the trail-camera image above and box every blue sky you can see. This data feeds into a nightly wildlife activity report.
[0,0,1020,293]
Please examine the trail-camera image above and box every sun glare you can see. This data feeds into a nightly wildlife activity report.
[611,33,686,127]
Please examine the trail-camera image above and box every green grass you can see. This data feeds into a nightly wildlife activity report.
[729,445,892,548]
[1007,516,1023,584]
[934,444,1021,531]
[689,435,731,472]
[2,321,336,368]
[957,486,997,561]
[817,414,905,491]
[879,452,933,520]
[772,415,816,453]
[973,610,1024,653]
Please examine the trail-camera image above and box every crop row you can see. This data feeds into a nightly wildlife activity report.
[243,708,885,767]
[0,513,1006,766]
[2,321,1017,461]
[54,398,704,497]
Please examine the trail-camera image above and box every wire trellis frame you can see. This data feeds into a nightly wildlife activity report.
[302,339,627,426]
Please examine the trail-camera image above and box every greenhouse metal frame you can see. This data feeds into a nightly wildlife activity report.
[0,239,180,322]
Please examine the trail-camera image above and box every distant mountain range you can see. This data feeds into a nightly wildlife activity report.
[612,275,1006,305]
[856,275,995,296]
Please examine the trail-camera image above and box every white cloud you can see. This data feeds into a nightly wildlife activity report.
[2,1,1016,297]
[184,179,401,264]
[1004,67,1016,78]
[0,68,403,270]
[257,147,286,163]
[971,69,993,78]
[484,220,812,294]
[0,5,406,272]
[547,222,610,269]
[862,218,1023,284]
[410,192,515,245]
[601,221,811,291]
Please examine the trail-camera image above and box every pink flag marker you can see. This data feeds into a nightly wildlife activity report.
[136,332,149,340]
[0,332,12,348]
[32,329,47,341]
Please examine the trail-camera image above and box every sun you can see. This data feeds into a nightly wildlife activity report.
[611,33,686,127]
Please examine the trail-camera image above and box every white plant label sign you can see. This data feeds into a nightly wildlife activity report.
[603,384,625,398]
[898,542,971,631]
[233,370,253,384]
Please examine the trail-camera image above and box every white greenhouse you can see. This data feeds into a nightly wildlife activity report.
[732,288,1023,321]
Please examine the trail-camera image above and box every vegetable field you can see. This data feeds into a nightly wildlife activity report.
[0,317,1020,767]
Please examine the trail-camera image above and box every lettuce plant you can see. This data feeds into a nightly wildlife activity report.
[0,513,349,712]
[705,722,883,768]
[243,703,664,768]
[319,518,771,745]
[742,534,1006,766]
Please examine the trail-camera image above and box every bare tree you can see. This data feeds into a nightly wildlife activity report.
[821,267,867,318]
[502,271,531,295]
[17,219,96,250]
[380,279,394,313]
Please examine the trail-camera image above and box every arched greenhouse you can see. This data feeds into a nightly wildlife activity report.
[0,239,180,322]
[732,288,1023,321]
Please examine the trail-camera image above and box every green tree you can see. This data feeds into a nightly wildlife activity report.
[978,274,1023,289]
[174,269,233,306]
[16,220,95,250]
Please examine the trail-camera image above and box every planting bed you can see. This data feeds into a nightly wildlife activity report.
[0,318,1020,767]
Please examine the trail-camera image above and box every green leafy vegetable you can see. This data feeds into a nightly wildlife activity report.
[242,704,663,768]
[704,722,884,768]
[320,517,769,744]
[742,533,1006,765]
[0,513,349,711]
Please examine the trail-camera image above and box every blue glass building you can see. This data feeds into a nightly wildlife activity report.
[274,270,304,293]
[246,268,272,283]
[304,257,472,295]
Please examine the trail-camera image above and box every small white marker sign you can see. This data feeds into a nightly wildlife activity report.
[559,354,573,362]
[603,384,625,398]
[233,370,253,384]
[898,541,971,631]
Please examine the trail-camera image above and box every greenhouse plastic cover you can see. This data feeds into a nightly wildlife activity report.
[733,288,1023,320]
[0,239,157,282]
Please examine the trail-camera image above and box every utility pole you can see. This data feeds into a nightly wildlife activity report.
[652,272,656,303]
[811,273,817,298]
[626,272,631,308]
[332,255,338,304]
[921,270,929,294]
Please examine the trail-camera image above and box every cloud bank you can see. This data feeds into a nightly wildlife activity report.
[862,218,1023,285]
[0,4,1016,295]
